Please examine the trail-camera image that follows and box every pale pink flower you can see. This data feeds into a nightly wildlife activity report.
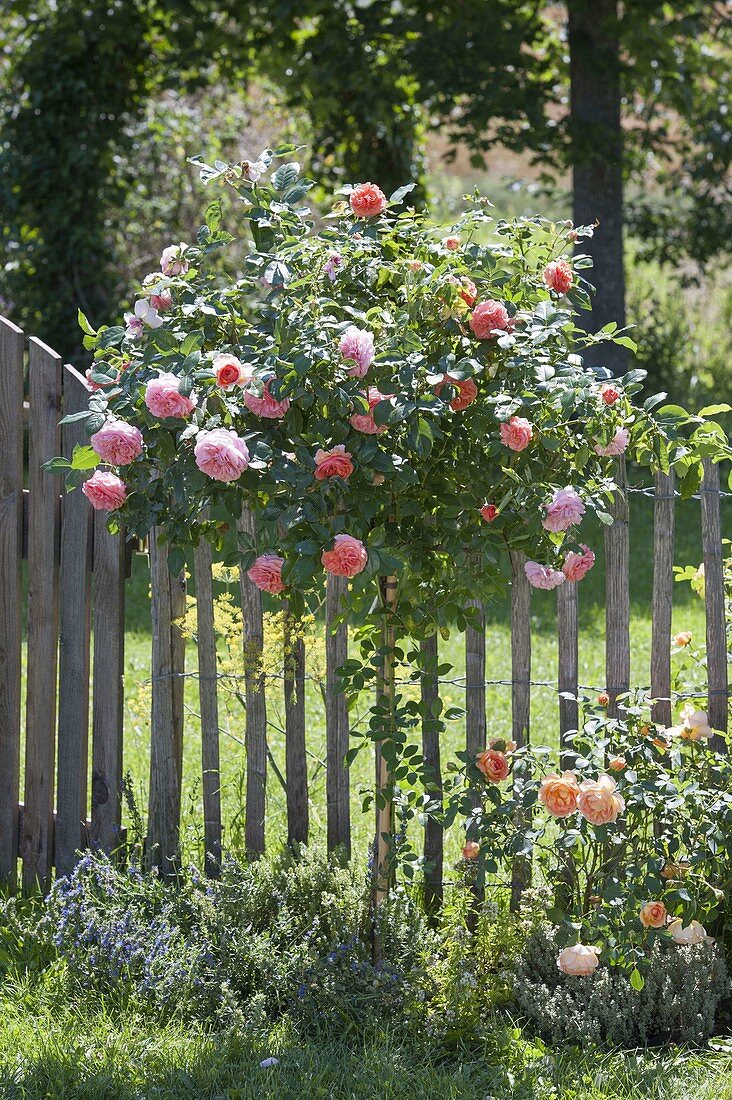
[445,274,477,307]
[542,488,585,533]
[321,534,368,577]
[443,235,460,250]
[500,416,533,452]
[562,544,595,582]
[435,374,478,411]
[350,388,387,434]
[213,354,250,390]
[594,427,629,457]
[160,243,189,276]
[242,381,290,419]
[124,298,162,339]
[462,841,480,860]
[669,919,713,946]
[525,562,566,590]
[324,253,343,280]
[314,445,354,481]
[557,944,600,977]
[543,259,573,294]
[144,373,197,419]
[668,702,713,741]
[194,428,249,482]
[90,419,143,466]
[339,326,375,377]
[247,554,286,595]
[81,470,127,511]
[639,901,667,929]
[577,775,625,825]
[349,183,387,218]
[469,299,510,339]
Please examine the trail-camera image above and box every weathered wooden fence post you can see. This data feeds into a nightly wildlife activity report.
[283,602,308,848]
[237,507,267,857]
[701,459,729,750]
[650,470,675,728]
[0,318,24,889]
[605,457,630,718]
[326,574,350,856]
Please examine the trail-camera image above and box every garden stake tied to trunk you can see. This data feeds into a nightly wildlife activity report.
[2,147,730,997]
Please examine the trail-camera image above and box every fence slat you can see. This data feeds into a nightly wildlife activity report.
[510,550,531,910]
[284,605,308,848]
[21,337,62,892]
[325,574,350,857]
[194,535,221,874]
[465,599,486,760]
[55,367,93,875]
[0,318,24,888]
[701,459,728,750]
[557,581,579,768]
[237,508,267,857]
[650,470,675,728]
[89,513,126,854]
[147,529,183,874]
[605,457,630,718]
[420,633,442,919]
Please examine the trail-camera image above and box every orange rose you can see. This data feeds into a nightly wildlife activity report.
[538,771,580,818]
[597,692,610,708]
[462,841,480,860]
[577,775,625,825]
[640,901,667,929]
[608,756,626,772]
[476,749,509,783]
[349,182,387,218]
[673,631,692,647]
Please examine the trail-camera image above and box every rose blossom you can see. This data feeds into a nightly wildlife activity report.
[145,373,197,419]
[668,919,713,946]
[443,235,460,250]
[597,692,610,708]
[124,298,163,339]
[539,772,580,818]
[481,503,499,523]
[673,631,692,647]
[242,381,290,419]
[324,253,343,280]
[435,374,478,412]
[247,554,286,595]
[194,429,250,482]
[445,274,477,307]
[462,841,480,860]
[314,445,354,481]
[668,702,713,741]
[639,901,667,929]
[160,243,189,276]
[469,299,510,339]
[542,488,585,533]
[557,944,600,977]
[543,259,573,294]
[85,367,121,392]
[500,416,533,452]
[488,737,517,753]
[350,388,387,434]
[339,326,375,377]
[90,419,144,466]
[524,561,566,590]
[321,534,368,577]
[577,775,625,825]
[349,182,387,218]
[600,383,621,406]
[594,427,629,457]
[562,545,595,581]
[81,470,127,511]
[608,756,626,771]
[476,749,509,783]
[213,353,250,390]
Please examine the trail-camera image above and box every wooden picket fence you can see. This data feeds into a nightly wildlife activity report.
[0,315,729,896]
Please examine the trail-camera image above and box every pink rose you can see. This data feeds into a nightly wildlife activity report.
[668,919,713,946]
[90,419,144,466]
[469,299,510,339]
[600,383,621,406]
[194,428,249,482]
[639,901,667,929]
[85,367,121,392]
[542,488,585,533]
[577,775,625,825]
[476,749,509,783]
[525,562,566,590]
[350,388,387,434]
[594,428,629,457]
[500,416,533,452]
[81,470,127,511]
[557,944,600,977]
[314,445,354,481]
[247,553,286,595]
[145,373,197,419]
[562,544,595,582]
[149,287,173,312]
[321,534,368,577]
[435,374,478,412]
[339,326,375,377]
[668,702,713,741]
[539,772,580,818]
[160,243,189,276]
[242,381,290,419]
[444,235,460,250]
[543,259,573,294]
[324,253,343,280]
[462,840,480,860]
[481,503,499,523]
[349,183,387,218]
[608,756,627,772]
[213,354,249,390]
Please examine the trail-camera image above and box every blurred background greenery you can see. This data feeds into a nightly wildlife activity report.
[1,0,730,406]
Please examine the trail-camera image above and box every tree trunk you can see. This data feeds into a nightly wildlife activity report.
[568,0,627,376]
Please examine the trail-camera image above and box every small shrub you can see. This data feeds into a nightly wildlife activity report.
[510,922,729,1047]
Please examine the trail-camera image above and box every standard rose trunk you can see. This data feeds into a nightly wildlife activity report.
[372,573,398,962]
